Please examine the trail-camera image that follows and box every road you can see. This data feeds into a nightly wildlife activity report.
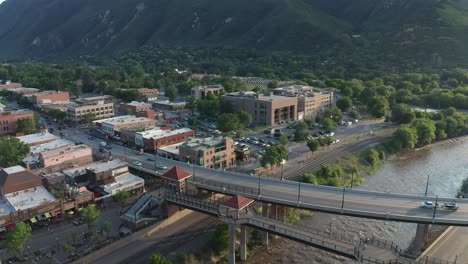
[418,226,468,263]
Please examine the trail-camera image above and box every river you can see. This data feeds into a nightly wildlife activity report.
[248,136,468,264]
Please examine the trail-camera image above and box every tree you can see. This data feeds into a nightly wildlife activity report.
[391,104,414,124]
[412,118,436,146]
[336,97,352,112]
[113,190,130,201]
[393,125,418,150]
[237,111,253,127]
[322,117,335,130]
[80,113,97,124]
[349,110,360,119]
[103,220,112,237]
[294,122,309,141]
[186,96,197,115]
[165,86,177,101]
[209,224,229,255]
[0,137,30,167]
[6,222,31,254]
[280,134,289,145]
[48,109,67,121]
[81,204,101,231]
[368,96,389,118]
[260,145,288,168]
[17,118,36,135]
[150,253,172,264]
[307,139,320,152]
[217,113,241,132]
[63,243,75,254]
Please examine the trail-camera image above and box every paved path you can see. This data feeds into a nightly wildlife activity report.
[419,226,468,263]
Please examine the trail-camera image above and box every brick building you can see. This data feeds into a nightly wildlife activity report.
[223,91,297,127]
[8,87,40,95]
[135,128,194,151]
[28,91,70,105]
[191,85,224,100]
[0,82,22,90]
[138,88,159,102]
[119,101,152,115]
[153,100,186,111]
[135,109,156,120]
[76,95,114,105]
[94,115,156,138]
[66,102,114,123]
[179,137,236,169]
[0,109,35,135]
[39,145,93,173]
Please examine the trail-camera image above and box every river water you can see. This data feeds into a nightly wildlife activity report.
[248,136,468,264]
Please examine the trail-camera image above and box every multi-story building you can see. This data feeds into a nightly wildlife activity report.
[138,88,159,102]
[179,137,236,169]
[223,91,298,127]
[17,130,60,146]
[273,85,315,96]
[28,91,70,105]
[298,91,334,119]
[153,100,186,111]
[22,138,76,170]
[136,128,194,151]
[76,95,114,105]
[119,101,152,115]
[8,87,40,95]
[0,82,22,90]
[191,85,224,100]
[93,115,156,138]
[0,109,35,135]
[39,145,93,173]
[66,102,114,123]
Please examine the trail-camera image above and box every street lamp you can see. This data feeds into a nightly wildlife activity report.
[56,237,59,251]
[280,159,286,181]
[424,174,430,196]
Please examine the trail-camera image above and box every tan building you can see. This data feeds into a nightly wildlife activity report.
[76,95,114,105]
[0,109,35,135]
[179,137,236,169]
[119,101,152,115]
[298,91,334,119]
[93,115,156,138]
[66,102,114,123]
[29,90,70,105]
[191,85,224,100]
[138,88,159,102]
[39,145,93,173]
[223,92,297,126]
[8,87,40,95]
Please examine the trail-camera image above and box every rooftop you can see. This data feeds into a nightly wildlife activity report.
[96,115,153,126]
[7,87,40,93]
[32,90,68,96]
[0,166,43,194]
[222,195,254,210]
[102,172,144,194]
[124,101,152,107]
[0,198,15,217]
[192,84,224,90]
[182,136,231,151]
[154,100,186,106]
[85,159,128,174]
[137,128,193,140]
[158,142,184,156]
[5,186,56,211]
[40,144,91,158]
[162,166,191,181]
[29,139,75,154]
[224,91,296,102]
[78,95,113,101]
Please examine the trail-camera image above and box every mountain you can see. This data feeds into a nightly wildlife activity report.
[0,0,468,65]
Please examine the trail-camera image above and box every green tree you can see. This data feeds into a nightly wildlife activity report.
[186,95,197,115]
[103,220,112,237]
[322,117,335,130]
[391,104,414,124]
[260,145,288,168]
[17,118,36,135]
[113,190,130,201]
[6,222,31,254]
[393,125,418,150]
[412,118,436,146]
[307,139,320,152]
[237,111,253,128]
[294,122,309,141]
[80,113,97,124]
[336,97,352,112]
[150,253,172,264]
[368,96,389,118]
[0,137,30,167]
[81,204,101,231]
[366,149,381,167]
[63,243,75,254]
[165,86,177,101]
[217,113,241,132]
[279,134,289,145]
[209,224,229,255]
[48,109,67,121]
[349,110,359,119]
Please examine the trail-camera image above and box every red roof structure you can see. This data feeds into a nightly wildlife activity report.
[162,166,191,181]
[223,195,254,210]
[0,166,43,195]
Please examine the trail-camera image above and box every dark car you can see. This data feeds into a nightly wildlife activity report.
[88,136,95,140]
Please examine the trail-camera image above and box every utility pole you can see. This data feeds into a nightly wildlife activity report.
[341,187,345,211]
[433,195,438,219]
[281,162,284,181]
[297,182,301,205]
[258,175,261,197]
[425,174,430,196]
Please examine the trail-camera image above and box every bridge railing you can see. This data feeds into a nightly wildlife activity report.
[164,192,220,216]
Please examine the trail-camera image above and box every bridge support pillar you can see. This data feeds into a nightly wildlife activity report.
[262,203,269,245]
[229,223,236,264]
[413,223,429,254]
[277,205,286,223]
[240,226,247,261]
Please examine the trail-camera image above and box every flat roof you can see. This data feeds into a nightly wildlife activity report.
[0,198,15,217]
[62,159,128,178]
[29,139,75,155]
[102,172,144,194]
[124,101,151,107]
[41,144,91,157]
[182,136,229,151]
[7,87,40,93]
[154,100,186,106]
[158,142,184,156]
[3,165,26,174]
[224,92,296,102]
[31,90,67,96]
[138,128,192,140]
[79,95,113,100]
[5,186,56,211]
[97,115,153,126]
[85,159,127,174]
[17,132,60,145]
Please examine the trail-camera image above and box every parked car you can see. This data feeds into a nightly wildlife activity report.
[132,161,143,167]
[326,131,335,137]
[420,201,439,209]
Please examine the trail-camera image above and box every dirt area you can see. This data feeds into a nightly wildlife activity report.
[406,225,449,256]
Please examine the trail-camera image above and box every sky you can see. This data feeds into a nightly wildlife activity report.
[0,0,5,4]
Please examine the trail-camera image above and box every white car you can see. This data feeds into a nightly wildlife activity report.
[157,164,167,169]
[420,201,439,209]
[132,161,143,167]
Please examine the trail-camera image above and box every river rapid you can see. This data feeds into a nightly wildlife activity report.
[248,136,468,264]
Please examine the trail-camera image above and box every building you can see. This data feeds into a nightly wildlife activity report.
[164,111,181,123]
[119,101,152,115]
[179,137,236,169]
[223,91,297,126]
[28,91,70,105]
[22,138,75,170]
[153,100,186,111]
[161,166,191,193]
[93,115,156,138]
[136,127,194,151]
[297,91,334,119]
[0,166,60,230]
[138,88,159,102]
[191,85,224,100]
[0,109,35,135]
[66,102,114,123]
[41,104,68,113]
[135,109,156,120]
[39,145,93,173]
[17,131,60,146]
[76,95,114,105]
[0,82,22,90]
[7,87,40,95]
[273,85,315,96]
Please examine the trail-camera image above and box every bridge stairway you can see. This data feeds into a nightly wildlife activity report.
[122,193,158,223]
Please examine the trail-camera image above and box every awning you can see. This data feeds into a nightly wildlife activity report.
[44,212,52,219]
[6,224,15,230]
[51,211,59,217]
[30,217,38,223]
[0,226,6,232]
[36,215,44,221]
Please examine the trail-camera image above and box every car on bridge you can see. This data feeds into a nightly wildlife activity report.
[442,201,459,210]
[132,161,143,167]
[420,201,439,209]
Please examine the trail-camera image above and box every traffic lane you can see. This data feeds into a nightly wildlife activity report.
[422,226,468,262]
